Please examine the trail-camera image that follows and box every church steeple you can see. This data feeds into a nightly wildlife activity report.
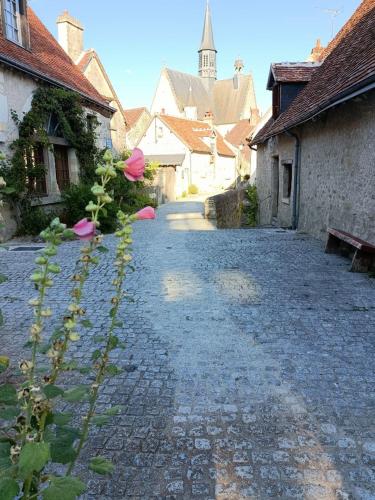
[198,0,217,88]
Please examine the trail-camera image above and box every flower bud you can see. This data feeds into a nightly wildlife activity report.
[69,332,80,341]
[0,176,6,189]
[28,298,41,307]
[30,273,43,283]
[64,319,76,330]
[103,150,113,163]
[47,264,61,274]
[41,308,52,317]
[30,324,42,336]
[85,201,99,212]
[100,194,113,204]
[19,360,33,373]
[68,303,80,313]
[44,246,57,257]
[35,256,47,265]
[95,165,107,175]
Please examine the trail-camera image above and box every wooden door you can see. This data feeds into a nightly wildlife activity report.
[54,145,70,192]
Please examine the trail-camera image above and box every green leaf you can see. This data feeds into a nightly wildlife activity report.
[0,356,9,374]
[104,405,123,416]
[97,246,109,253]
[43,385,64,399]
[114,320,123,328]
[2,187,16,195]
[89,456,114,475]
[18,442,50,479]
[62,385,88,403]
[53,413,72,426]
[49,427,80,464]
[80,319,93,328]
[0,442,11,473]
[91,415,109,427]
[0,406,19,420]
[108,335,119,351]
[0,477,19,500]
[42,476,86,500]
[0,274,8,284]
[105,365,122,376]
[0,385,16,405]
[91,350,101,361]
[78,367,91,375]
[93,335,106,343]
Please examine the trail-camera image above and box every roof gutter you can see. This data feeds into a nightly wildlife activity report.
[0,54,115,114]
[257,75,375,144]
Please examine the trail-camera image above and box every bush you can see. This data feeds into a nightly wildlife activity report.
[18,202,56,236]
[245,185,258,226]
[188,184,198,195]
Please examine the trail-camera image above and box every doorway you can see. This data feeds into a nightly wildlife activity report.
[271,156,279,218]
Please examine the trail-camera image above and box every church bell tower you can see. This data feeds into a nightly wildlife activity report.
[198,1,217,89]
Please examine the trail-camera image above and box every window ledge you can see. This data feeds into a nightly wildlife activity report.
[282,197,291,205]
[31,194,62,206]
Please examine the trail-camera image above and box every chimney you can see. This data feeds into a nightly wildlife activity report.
[204,110,214,129]
[57,11,84,62]
[308,39,325,62]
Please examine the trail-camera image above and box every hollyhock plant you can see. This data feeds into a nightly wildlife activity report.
[136,206,156,220]
[73,218,96,240]
[123,148,145,182]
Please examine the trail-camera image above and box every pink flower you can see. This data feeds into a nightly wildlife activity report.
[124,148,145,182]
[135,206,156,220]
[73,218,96,240]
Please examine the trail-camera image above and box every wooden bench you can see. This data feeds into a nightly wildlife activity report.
[325,228,375,272]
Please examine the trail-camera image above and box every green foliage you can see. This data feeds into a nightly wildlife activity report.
[89,457,114,475]
[245,185,259,227]
[0,477,19,500]
[17,202,56,236]
[188,184,199,195]
[42,476,86,500]
[18,442,50,479]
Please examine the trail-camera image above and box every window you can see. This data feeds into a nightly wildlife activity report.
[203,54,208,67]
[26,144,47,196]
[282,162,292,200]
[54,145,70,192]
[4,0,22,44]
[87,114,97,132]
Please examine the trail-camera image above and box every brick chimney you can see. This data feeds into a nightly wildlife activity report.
[57,11,84,62]
[203,110,214,129]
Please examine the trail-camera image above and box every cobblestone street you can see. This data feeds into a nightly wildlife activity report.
[1,200,375,499]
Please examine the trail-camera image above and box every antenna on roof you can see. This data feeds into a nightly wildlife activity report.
[321,7,341,39]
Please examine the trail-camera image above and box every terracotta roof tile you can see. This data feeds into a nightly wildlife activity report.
[267,63,320,89]
[160,115,235,157]
[0,8,110,110]
[124,107,149,129]
[252,0,375,144]
[225,119,254,147]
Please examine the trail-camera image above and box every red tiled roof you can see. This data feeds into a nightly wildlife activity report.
[225,120,254,147]
[0,8,111,110]
[160,115,235,157]
[76,50,93,73]
[124,107,149,129]
[267,63,320,89]
[252,0,375,144]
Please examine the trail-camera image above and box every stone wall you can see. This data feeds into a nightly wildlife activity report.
[205,189,245,229]
[256,90,375,243]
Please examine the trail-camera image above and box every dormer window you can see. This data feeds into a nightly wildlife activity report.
[2,0,29,48]
[4,0,21,43]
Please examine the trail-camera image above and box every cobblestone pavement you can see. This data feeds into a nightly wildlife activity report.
[1,201,375,499]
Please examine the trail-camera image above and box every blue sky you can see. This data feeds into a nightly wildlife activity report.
[30,0,361,114]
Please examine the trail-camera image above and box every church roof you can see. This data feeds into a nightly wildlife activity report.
[252,0,375,145]
[164,68,257,125]
[0,8,112,113]
[159,115,235,157]
[199,1,216,52]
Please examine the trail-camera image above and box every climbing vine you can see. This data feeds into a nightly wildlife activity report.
[1,86,100,196]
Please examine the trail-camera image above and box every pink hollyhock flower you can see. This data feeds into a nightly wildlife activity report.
[124,148,145,182]
[135,206,156,220]
[73,218,96,240]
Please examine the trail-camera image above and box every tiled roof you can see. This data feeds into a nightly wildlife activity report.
[0,8,111,111]
[165,68,257,125]
[225,120,254,147]
[160,115,235,157]
[252,0,375,144]
[267,63,320,89]
[124,107,149,129]
[76,50,93,73]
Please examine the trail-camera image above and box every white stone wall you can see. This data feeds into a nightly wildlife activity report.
[256,91,375,243]
[151,71,182,117]
[127,111,151,149]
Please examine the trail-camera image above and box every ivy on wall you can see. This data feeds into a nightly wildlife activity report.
[3,85,100,196]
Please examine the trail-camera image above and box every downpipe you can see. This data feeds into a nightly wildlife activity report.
[286,131,300,230]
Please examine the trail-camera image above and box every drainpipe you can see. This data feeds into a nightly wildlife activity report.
[285,131,300,230]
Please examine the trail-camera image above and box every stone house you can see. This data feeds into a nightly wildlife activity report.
[150,2,260,139]
[0,2,114,240]
[137,113,236,202]
[57,11,127,154]
[251,0,375,244]
[124,107,151,149]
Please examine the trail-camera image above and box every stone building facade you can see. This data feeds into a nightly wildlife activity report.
[124,107,151,149]
[252,0,375,244]
[0,3,113,241]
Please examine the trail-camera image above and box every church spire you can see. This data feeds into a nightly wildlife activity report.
[198,0,217,88]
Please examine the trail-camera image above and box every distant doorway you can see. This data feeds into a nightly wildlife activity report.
[271,156,279,218]
[54,145,70,192]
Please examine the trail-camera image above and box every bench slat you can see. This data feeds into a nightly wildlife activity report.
[328,228,375,253]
